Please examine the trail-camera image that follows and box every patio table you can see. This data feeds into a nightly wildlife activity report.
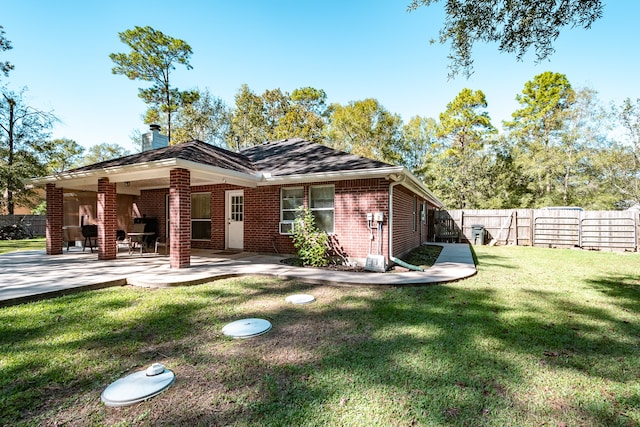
[127,232,155,255]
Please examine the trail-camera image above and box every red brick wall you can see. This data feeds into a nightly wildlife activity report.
[136,177,436,263]
[243,178,390,259]
[169,168,191,268]
[97,178,117,260]
[333,179,390,260]
[137,188,168,240]
[391,186,437,257]
[45,184,63,255]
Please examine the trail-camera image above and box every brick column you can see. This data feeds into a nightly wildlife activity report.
[170,168,191,268]
[97,178,117,260]
[45,183,63,255]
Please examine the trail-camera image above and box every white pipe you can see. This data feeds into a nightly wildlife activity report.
[388,174,405,262]
[387,173,426,271]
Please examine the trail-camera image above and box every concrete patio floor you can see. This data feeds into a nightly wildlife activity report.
[0,243,476,307]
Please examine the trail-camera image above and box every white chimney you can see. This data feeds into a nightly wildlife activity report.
[141,124,169,151]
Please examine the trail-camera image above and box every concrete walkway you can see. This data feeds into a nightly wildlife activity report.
[0,243,476,307]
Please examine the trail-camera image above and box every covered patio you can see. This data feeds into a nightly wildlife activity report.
[36,143,258,269]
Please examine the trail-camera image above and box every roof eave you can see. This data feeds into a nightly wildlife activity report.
[27,158,260,189]
[257,166,405,185]
[174,159,258,188]
[398,169,444,208]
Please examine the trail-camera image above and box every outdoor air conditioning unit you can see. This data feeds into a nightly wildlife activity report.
[279,221,295,235]
[364,254,387,272]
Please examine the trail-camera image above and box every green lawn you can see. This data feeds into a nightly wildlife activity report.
[1,246,639,426]
[0,238,45,254]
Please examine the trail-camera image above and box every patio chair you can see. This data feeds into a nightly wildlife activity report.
[115,230,129,252]
[128,223,148,255]
[81,225,98,252]
[154,236,169,255]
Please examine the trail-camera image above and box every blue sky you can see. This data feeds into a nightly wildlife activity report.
[3,1,639,152]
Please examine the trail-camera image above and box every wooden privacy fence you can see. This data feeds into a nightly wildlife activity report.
[0,215,46,237]
[434,209,639,252]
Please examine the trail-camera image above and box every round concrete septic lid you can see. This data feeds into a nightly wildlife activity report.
[222,318,272,338]
[101,364,175,407]
[285,294,316,304]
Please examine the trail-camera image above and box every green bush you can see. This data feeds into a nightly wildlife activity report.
[291,207,329,267]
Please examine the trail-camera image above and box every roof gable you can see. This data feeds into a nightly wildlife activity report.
[241,138,393,176]
[69,140,256,175]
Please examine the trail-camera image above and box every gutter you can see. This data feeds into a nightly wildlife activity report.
[387,173,424,272]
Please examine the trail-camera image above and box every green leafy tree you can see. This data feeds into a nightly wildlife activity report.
[0,88,57,214]
[408,0,604,78]
[325,98,404,165]
[505,71,575,207]
[261,88,291,139]
[228,84,267,150]
[484,135,531,208]
[274,87,328,142]
[401,115,439,178]
[227,85,329,149]
[82,143,130,165]
[431,88,496,208]
[110,26,194,142]
[170,89,231,147]
[47,138,84,173]
[599,98,640,208]
[0,25,14,79]
[557,87,611,208]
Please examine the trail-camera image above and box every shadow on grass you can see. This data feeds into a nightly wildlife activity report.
[1,271,639,425]
[585,274,640,313]
[469,246,516,270]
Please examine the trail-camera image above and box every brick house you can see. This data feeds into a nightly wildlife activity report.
[33,137,442,269]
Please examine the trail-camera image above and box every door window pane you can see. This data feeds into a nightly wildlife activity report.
[231,195,244,221]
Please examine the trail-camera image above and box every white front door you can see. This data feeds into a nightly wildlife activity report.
[226,190,244,249]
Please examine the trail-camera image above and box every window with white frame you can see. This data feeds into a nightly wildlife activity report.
[280,187,304,234]
[413,196,418,231]
[191,192,211,240]
[310,185,334,234]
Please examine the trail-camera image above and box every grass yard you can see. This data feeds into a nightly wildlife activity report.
[0,237,45,254]
[1,246,639,426]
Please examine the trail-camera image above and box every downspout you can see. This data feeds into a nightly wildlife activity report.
[388,174,424,272]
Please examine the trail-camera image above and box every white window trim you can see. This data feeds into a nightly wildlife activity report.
[280,187,304,235]
[310,184,335,234]
[422,202,427,225]
[413,196,418,231]
[191,192,211,241]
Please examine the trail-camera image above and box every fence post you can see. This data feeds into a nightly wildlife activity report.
[513,209,518,246]
[529,209,534,246]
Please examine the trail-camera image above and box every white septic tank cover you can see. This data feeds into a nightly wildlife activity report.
[285,294,316,304]
[222,318,272,338]
[101,363,175,407]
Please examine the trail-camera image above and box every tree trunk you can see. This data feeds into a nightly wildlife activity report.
[7,96,15,215]
[563,165,570,204]
[165,81,172,143]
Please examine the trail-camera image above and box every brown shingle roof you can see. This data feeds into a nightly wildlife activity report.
[69,140,256,175]
[68,138,393,177]
[240,138,393,176]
